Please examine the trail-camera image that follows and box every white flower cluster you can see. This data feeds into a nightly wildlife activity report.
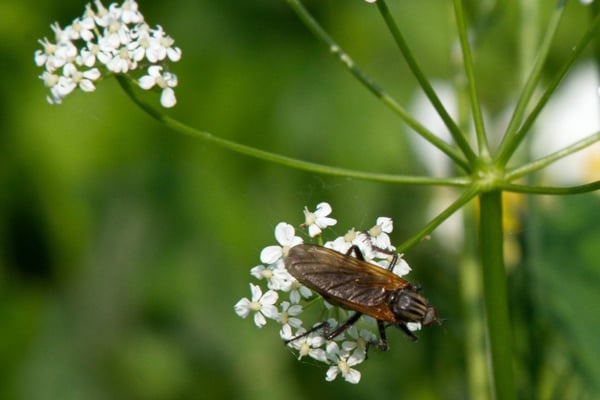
[34,0,181,108]
[234,202,415,384]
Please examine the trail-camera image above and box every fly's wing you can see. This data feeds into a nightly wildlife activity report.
[285,244,410,321]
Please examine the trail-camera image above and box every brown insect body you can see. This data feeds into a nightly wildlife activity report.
[284,244,439,348]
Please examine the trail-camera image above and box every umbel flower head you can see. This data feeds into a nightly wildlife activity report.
[234,202,426,384]
[34,0,182,108]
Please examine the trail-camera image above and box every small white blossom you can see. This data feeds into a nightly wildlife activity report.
[282,326,327,362]
[120,0,144,24]
[277,301,304,331]
[287,278,313,304]
[325,342,365,384]
[260,222,303,264]
[63,63,101,92]
[250,263,295,292]
[325,228,372,257]
[303,202,337,237]
[138,65,178,107]
[343,326,377,358]
[66,16,96,42]
[390,256,411,276]
[234,283,279,328]
[367,216,394,250]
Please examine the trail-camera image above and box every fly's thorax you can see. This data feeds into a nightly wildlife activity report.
[388,287,431,324]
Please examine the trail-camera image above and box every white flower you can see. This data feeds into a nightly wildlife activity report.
[343,326,377,358]
[287,278,312,304]
[234,283,279,328]
[62,63,101,92]
[250,263,294,291]
[138,65,178,108]
[77,41,101,67]
[119,0,144,24]
[325,342,365,384]
[150,25,182,62]
[367,216,394,250]
[303,202,337,237]
[282,326,327,362]
[325,228,372,257]
[276,301,304,331]
[259,222,303,264]
[34,38,56,68]
[66,16,96,42]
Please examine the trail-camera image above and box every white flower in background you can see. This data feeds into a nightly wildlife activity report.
[532,62,600,185]
[138,65,178,107]
[34,0,181,107]
[302,202,337,237]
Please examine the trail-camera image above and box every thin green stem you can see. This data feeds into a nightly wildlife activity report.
[116,75,470,188]
[500,180,600,195]
[453,0,489,159]
[519,0,540,86]
[479,191,515,400]
[506,131,600,181]
[497,3,598,166]
[396,186,478,253]
[376,0,478,168]
[286,0,470,172]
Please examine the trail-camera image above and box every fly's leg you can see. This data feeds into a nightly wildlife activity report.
[283,320,329,346]
[325,312,362,340]
[284,312,363,346]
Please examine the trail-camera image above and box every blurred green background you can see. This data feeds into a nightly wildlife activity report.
[1,0,599,399]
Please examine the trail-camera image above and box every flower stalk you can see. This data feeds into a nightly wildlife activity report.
[479,191,515,400]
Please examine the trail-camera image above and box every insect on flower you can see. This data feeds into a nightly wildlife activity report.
[284,244,441,350]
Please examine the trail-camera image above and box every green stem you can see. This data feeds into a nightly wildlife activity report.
[479,191,515,400]
[518,0,540,86]
[396,186,478,253]
[376,0,478,168]
[116,75,470,187]
[497,3,598,166]
[506,131,600,181]
[453,0,489,159]
[286,0,470,172]
[460,252,490,400]
[500,180,600,195]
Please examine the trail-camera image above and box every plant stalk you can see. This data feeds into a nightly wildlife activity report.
[479,191,515,400]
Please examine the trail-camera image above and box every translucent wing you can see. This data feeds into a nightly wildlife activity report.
[285,244,410,321]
